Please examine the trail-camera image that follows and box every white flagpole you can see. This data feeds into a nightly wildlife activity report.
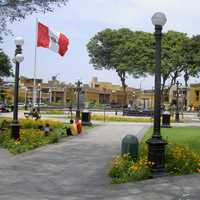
[33,17,38,106]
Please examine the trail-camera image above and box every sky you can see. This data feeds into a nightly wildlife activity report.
[1,0,200,89]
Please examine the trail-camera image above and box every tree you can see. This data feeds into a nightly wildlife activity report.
[87,28,148,109]
[135,31,189,93]
[0,49,13,80]
[0,0,68,42]
[181,35,200,87]
[0,49,12,102]
[160,31,188,91]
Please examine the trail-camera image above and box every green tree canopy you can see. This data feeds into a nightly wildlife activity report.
[0,0,68,42]
[0,49,13,81]
[181,35,200,86]
[161,31,188,90]
[87,28,151,107]
[130,30,189,91]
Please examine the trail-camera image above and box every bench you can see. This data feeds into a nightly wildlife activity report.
[24,112,41,119]
[123,109,153,117]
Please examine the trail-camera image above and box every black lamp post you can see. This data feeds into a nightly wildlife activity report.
[75,80,82,120]
[175,81,181,122]
[184,72,189,110]
[11,37,24,140]
[146,12,167,176]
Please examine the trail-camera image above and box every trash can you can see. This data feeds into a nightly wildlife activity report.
[121,135,138,159]
[81,110,92,126]
[162,111,171,128]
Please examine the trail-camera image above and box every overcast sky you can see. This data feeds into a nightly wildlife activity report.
[1,0,200,89]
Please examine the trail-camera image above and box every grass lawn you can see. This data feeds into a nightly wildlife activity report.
[141,127,200,153]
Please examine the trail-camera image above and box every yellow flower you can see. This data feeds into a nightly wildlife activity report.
[15,140,21,145]
[196,169,200,173]
[131,165,139,172]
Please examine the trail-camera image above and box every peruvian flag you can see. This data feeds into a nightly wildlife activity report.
[37,22,69,56]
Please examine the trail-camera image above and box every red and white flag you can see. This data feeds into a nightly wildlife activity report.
[37,22,69,56]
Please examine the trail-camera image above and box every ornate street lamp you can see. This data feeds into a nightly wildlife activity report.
[75,80,82,120]
[11,37,24,140]
[146,12,167,176]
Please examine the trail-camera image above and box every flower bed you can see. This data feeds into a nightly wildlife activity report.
[109,127,200,184]
[0,128,63,154]
[0,118,64,129]
[109,143,200,184]
[109,154,153,183]
[0,118,67,154]
[91,114,153,122]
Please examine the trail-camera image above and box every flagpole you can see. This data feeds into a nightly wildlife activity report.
[33,17,38,107]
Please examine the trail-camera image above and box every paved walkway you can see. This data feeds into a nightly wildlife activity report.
[0,124,200,199]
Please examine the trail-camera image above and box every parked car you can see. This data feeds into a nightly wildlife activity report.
[110,103,122,109]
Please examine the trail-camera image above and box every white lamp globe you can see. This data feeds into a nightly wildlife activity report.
[151,12,167,26]
[15,54,24,63]
[14,37,24,46]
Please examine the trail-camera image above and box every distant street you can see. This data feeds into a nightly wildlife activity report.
[1,110,200,123]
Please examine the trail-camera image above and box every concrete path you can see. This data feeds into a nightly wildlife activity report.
[0,124,147,200]
[0,124,200,199]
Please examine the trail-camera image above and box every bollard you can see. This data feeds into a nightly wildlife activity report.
[121,135,138,159]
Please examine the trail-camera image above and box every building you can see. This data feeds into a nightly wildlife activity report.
[19,76,76,106]
[187,83,200,110]
[6,75,198,111]
[167,85,187,108]
[90,77,136,106]
[135,89,154,109]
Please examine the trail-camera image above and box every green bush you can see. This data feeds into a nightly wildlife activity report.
[48,132,60,144]
[0,119,10,128]
[42,110,65,115]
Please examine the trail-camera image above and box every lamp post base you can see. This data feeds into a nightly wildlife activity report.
[10,121,20,140]
[146,137,167,177]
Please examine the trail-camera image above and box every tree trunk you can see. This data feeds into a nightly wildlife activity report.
[117,70,127,115]
[184,70,189,88]
[183,70,189,110]
[161,76,168,105]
